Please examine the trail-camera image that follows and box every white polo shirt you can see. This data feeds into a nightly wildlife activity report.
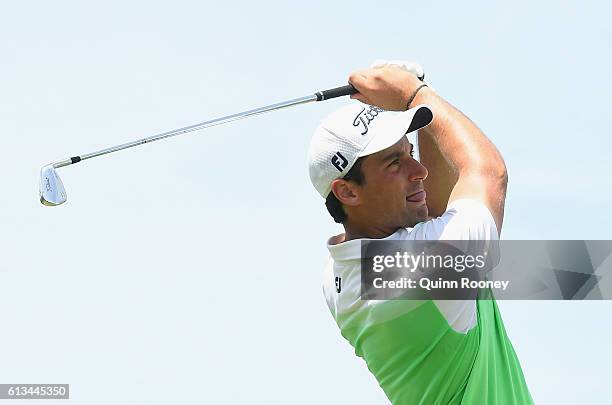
[322,199,533,404]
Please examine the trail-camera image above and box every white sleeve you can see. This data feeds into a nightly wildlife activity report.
[411,198,499,241]
[408,199,500,334]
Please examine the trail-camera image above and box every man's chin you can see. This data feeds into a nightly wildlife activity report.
[404,205,429,227]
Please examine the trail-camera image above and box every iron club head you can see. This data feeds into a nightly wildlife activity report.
[40,164,67,206]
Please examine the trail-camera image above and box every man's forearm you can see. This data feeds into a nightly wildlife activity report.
[413,87,508,231]
[418,128,457,218]
[412,87,506,179]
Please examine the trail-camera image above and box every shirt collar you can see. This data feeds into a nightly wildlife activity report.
[326,228,410,261]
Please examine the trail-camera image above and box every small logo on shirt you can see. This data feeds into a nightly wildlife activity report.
[335,276,342,293]
[331,152,348,172]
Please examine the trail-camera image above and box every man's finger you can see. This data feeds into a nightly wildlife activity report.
[350,93,370,105]
[348,70,369,90]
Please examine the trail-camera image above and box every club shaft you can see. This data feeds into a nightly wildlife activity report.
[53,94,318,168]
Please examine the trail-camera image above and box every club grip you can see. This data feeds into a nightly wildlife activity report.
[316,84,358,101]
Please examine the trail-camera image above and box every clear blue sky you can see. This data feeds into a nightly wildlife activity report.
[1,1,610,403]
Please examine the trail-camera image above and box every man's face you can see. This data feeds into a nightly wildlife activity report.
[355,136,429,229]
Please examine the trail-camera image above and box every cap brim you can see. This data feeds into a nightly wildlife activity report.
[358,104,433,157]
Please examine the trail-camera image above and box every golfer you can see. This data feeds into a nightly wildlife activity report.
[307,63,533,404]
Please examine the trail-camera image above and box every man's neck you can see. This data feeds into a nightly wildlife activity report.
[343,221,398,241]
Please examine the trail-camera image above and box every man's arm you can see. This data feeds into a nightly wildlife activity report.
[418,127,457,218]
[348,66,508,233]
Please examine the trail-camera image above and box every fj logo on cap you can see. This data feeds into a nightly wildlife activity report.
[331,152,348,172]
[353,106,385,135]
[335,276,342,293]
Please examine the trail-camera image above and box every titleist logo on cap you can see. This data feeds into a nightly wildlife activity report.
[353,106,385,135]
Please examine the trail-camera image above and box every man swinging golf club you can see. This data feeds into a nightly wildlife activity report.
[308,62,533,404]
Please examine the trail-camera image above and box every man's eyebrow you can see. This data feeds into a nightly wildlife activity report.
[381,150,402,163]
[380,144,414,163]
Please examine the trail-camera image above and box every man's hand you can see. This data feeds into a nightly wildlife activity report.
[348,65,423,111]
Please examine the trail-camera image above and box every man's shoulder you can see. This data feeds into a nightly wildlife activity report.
[416,198,500,241]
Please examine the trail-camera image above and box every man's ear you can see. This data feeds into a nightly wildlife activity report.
[330,179,361,207]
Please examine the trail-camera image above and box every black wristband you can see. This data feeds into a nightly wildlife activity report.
[406,83,428,110]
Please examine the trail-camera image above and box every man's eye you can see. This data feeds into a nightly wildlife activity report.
[391,159,400,166]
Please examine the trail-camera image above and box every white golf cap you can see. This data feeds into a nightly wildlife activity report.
[307,103,434,198]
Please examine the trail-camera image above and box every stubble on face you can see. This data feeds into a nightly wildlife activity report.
[357,137,429,232]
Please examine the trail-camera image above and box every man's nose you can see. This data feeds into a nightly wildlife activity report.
[405,158,428,181]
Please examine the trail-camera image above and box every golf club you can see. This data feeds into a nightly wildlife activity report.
[39,84,357,206]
